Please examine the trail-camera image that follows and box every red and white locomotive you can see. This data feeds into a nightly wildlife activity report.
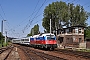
[12,33,57,50]
[30,33,57,49]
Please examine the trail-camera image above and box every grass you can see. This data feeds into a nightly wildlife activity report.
[0,44,2,48]
[77,48,90,52]
[0,42,9,48]
[63,47,90,52]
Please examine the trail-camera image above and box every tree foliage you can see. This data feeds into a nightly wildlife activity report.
[42,1,89,33]
[84,26,90,39]
[68,4,88,26]
[0,32,4,44]
[27,24,39,36]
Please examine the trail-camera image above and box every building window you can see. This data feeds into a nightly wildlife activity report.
[67,38,69,40]
[73,37,75,42]
[66,29,69,33]
[75,28,78,34]
[79,28,82,33]
[66,38,69,43]
[79,38,82,43]
[73,29,75,33]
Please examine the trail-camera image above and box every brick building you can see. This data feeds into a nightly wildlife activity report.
[57,25,85,48]
[86,38,90,49]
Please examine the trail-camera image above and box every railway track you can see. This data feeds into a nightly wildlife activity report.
[18,45,66,60]
[0,45,13,60]
[0,45,12,54]
[3,48,13,60]
[14,44,90,60]
[54,49,90,59]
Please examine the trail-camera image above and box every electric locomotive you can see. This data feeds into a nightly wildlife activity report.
[30,33,57,50]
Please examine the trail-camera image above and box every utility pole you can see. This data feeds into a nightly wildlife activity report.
[55,22,57,35]
[32,28,34,36]
[1,20,7,45]
[50,19,51,33]
[1,20,3,35]
[5,31,7,44]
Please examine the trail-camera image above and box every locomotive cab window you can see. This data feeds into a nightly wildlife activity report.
[46,35,55,40]
[47,37,55,40]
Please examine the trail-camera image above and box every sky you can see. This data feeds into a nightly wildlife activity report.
[0,0,90,38]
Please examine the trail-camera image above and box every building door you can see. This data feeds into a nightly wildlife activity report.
[58,36,63,43]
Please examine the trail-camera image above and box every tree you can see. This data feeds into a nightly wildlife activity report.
[68,4,88,26]
[0,32,4,44]
[0,32,3,40]
[84,26,90,39]
[42,1,89,33]
[27,33,32,37]
[42,1,69,33]
[34,24,39,35]
[27,24,39,36]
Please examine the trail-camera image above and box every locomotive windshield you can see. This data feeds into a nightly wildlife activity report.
[46,35,55,40]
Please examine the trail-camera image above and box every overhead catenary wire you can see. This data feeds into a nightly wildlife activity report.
[0,13,4,20]
[4,0,90,38]
[0,4,7,20]
[69,0,76,3]
[6,20,26,38]
[5,0,40,37]
[0,4,4,20]
[16,0,90,37]
[5,21,19,37]
[14,0,45,37]
[14,0,40,29]
[27,13,42,28]
[81,1,90,9]
[22,0,84,35]
[22,0,47,34]
[72,0,90,10]
[65,0,69,2]
[74,0,80,4]
[28,0,40,21]
[29,0,46,24]
[66,0,90,26]
[8,0,40,37]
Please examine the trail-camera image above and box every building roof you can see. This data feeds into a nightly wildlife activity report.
[57,25,85,30]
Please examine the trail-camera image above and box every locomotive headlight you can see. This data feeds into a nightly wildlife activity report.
[46,40,48,44]
[46,41,47,44]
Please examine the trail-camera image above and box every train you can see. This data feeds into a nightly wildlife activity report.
[12,33,57,50]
